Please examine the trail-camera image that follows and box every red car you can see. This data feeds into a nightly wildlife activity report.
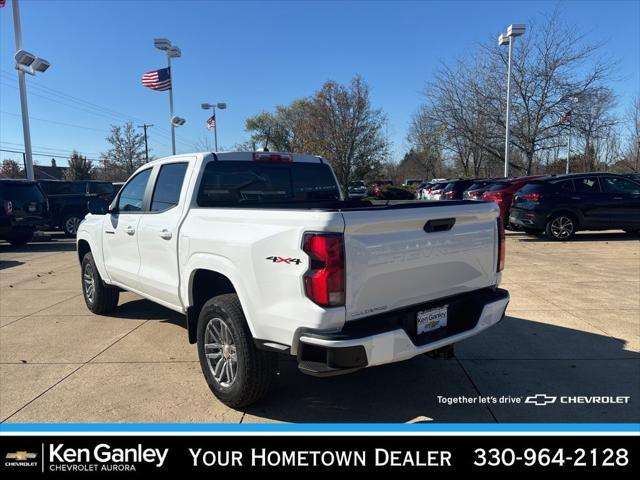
[482,176,543,225]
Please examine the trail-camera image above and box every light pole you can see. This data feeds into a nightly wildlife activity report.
[12,0,51,180]
[201,102,227,151]
[498,24,526,177]
[154,38,182,155]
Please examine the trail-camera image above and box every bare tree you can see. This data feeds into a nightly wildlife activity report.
[245,76,389,190]
[0,159,23,179]
[100,122,147,179]
[64,151,94,180]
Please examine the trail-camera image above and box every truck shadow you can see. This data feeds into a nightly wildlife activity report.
[242,316,639,423]
[510,231,639,243]
[0,238,77,253]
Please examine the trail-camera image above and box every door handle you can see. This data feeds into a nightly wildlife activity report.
[424,218,456,233]
[159,229,172,240]
[125,226,135,236]
[570,196,582,200]
[613,196,624,200]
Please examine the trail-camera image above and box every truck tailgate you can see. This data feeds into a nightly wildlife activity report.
[341,202,499,320]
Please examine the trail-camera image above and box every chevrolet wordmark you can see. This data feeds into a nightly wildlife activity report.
[77,151,509,407]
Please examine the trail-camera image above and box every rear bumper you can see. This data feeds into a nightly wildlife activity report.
[295,288,509,376]
[509,209,547,229]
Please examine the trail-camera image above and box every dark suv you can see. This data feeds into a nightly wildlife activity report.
[509,173,640,240]
[0,179,50,246]
[38,180,115,236]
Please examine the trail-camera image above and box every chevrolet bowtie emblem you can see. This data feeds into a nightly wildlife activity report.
[6,451,37,460]
[525,394,557,406]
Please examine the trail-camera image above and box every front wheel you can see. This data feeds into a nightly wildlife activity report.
[197,294,277,408]
[545,214,576,241]
[81,252,119,314]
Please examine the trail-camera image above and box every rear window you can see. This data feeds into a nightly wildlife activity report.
[89,182,114,195]
[197,161,341,207]
[467,182,490,191]
[485,182,510,192]
[518,182,548,194]
[0,183,46,202]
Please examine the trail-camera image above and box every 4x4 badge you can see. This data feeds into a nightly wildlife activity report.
[266,256,302,265]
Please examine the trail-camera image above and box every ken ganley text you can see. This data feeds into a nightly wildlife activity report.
[190,448,452,468]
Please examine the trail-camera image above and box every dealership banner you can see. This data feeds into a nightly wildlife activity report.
[1,434,636,475]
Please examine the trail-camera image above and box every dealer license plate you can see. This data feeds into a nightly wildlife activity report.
[416,305,448,335]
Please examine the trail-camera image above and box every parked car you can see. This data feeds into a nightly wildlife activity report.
[463,180,499,200]
[426,181,452,201]
[482,176,543,225]
[414,181,430,199]
[369,179,393,198]
[77,151,509,407]
[0,179,49,246]
[442,179,480,200]
[403,179,423,187]
[39,180,116,236]
[509,173,640,240]
[347,180,368,199]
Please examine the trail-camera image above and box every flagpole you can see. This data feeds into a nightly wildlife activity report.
[566,122,571,175]
[167,56,176,155]
[213,106,218,152]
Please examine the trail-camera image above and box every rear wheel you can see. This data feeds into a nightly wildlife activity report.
[62,213,83,237]
[545,213,576,241]
[81,252,119,314]
[197,294,278,408]
[7,231,34,246]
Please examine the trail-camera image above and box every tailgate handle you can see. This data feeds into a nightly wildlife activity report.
[424,218,456,233]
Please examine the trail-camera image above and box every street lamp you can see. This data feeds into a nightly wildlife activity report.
[154,38,182,155]
[201,102,227,151]
[498,23,526,177]
[12,0,52,181]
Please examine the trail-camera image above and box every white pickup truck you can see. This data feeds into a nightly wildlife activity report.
[77,151,509,408]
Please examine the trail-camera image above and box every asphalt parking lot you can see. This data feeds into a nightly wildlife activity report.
[0,231,638,424]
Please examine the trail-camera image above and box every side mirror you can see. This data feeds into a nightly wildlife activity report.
[87,198,107,215]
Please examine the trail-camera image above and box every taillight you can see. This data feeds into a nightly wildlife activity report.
[444,191,457,198]
[253,152,293,163]
[497,218,506,272]
[521,192,544,203]
[469,191,482,197]
[484,191,503,201]
[3,200,13,215]
[302,233,345,307]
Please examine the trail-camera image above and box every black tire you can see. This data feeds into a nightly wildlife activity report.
[545,213,577,241]
[197,294,277,408]
[81,252,119,314]
[7,231,34,246]
[62,213,83,237]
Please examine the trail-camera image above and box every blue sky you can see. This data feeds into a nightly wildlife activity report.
[1,0,639,166]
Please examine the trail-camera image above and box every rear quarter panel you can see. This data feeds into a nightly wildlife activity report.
[180,208,347,346]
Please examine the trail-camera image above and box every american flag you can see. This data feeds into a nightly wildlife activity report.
[207,115,216,130]
[141,67,171,91]
[560,110,572,125]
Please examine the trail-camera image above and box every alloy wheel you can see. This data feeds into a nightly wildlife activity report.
[66,216,81,235]
[83,262,95,304]
[550,216,574,239]
[204,317,238,388]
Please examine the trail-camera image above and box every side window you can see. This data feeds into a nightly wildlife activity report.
[574,177,601,194]
[557,180,575,193]
[117,169,152,212]
[150,163,188,212]
[601,177,640,194]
